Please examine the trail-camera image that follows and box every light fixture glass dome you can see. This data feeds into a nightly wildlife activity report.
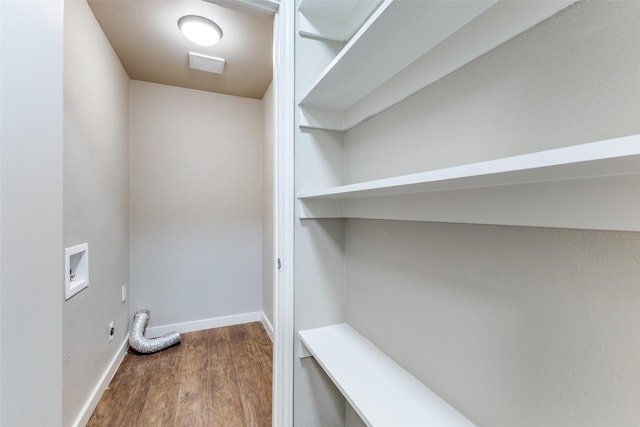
[178,15,222,47]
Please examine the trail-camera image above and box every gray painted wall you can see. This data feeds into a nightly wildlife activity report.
[344,1,640,426]
[129,80,263,329]
[262,82,275,329]
[63,1,130,425]
[0,1,64,425]
[347,221,640,426]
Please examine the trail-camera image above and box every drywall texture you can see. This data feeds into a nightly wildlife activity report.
[347,221,640,427]
[262,82,274,330]
[130,80,263,329]
[63,1,130,425]
[343,2,640,426]
[1,1,64,425]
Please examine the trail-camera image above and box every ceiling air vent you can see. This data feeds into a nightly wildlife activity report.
[188,52,225,74]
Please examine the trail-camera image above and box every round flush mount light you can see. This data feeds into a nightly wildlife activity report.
[178,15,223,47]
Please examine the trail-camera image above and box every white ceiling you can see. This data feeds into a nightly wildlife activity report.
[88,0,274,99]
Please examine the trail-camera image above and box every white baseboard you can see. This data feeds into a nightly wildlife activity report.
[72,333,129,427]
[145,311,263,336]
[261,312,274,342]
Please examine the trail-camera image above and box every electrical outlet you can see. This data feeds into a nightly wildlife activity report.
[121,284,126,303]
[108,321,115,342]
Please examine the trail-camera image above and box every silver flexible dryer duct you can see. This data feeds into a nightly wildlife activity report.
[129,309,181,354]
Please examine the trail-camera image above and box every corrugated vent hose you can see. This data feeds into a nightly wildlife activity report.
[129,309,181,354]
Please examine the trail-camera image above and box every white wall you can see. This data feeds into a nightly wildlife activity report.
[62,1,130,425]
[130,80,263,329]
[0,1,64,425]
[345,2,640,426]
[262,82,275,330]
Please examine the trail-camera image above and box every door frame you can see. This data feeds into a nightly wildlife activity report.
[272,1,295,425]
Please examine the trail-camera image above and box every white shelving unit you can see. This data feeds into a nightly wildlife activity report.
[298,0,577,131]
[299,324,475,427]
[291,1,634,425]
[297,134,640,231]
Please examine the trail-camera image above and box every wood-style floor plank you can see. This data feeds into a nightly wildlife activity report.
[228,324,262,366]
[246,322,273,381]
[87,322,272,427]
[231,324,272,427]
[138,347,182,426]
[235,362,272,427]
[209,327,246,427]
[176,330,211,427]
[175,377,210,427]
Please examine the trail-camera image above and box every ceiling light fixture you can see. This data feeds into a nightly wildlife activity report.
[178,15,223,47]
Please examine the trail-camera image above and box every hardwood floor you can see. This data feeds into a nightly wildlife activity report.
[87,322,272,427]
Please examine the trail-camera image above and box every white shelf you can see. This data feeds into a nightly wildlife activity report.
[298,0,577,131]
[299,323,475,427]
[297,135,640,231]
[297,0,382,43]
